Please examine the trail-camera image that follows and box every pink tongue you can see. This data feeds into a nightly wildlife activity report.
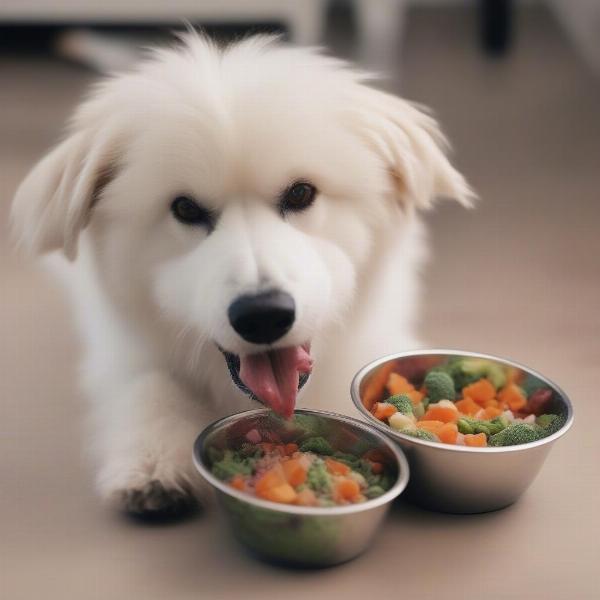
[239,346,313,419]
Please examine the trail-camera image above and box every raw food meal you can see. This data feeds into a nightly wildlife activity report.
[365,357,565,447]
[210,431,392,506]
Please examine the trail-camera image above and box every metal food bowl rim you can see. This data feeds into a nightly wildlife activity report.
[193,408,410,516]
[350,348,574,454]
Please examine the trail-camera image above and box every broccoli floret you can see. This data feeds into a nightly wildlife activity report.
[400,428,437,441]
[211,450,253,481]
[299,436,334,455]
[385,394,413,415]
[536,414,565,436]
[423,371,455,402]
[438,357,507,392]
[489,423,543,447]
[306,459,332,493]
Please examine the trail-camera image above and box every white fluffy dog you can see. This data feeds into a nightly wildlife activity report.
[12,34,472,517]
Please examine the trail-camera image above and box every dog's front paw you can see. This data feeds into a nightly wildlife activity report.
[97,458,210,522]
[116,479,198,522]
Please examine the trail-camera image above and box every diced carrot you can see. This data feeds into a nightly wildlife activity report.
[363,362,398,410]
[373,402,397,421]
[335,479,361,502]
[483,398,500,409]
[416,420,445,435]
[255,464,285,496]
[455,397,481,416]
[481,406,503,419]
[284,443,299,456]
[438,422,458,444]
[498,383,527,412]
[282,458,308,486]
[387,373,415,396]
[369,461,384,474]
[325,458,350,476]
[423,405,459,423]
[229,474,246,491]
[406,389,425,406]
[464,433,487,447]
[295,488,318,506]
[462,379,496,405]
[261,483,298,504]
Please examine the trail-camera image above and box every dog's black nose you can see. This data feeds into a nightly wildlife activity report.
[228,290,295,345]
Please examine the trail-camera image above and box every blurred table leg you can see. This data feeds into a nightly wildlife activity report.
[287,0,327,46]
[481,0,513,56]
[355,0,407,75]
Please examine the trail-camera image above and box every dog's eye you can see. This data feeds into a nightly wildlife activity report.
[171,196,215,229]
[280,181,317,214]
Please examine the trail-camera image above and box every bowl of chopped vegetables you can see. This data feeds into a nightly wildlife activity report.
[351,349,573,514]
[193,408,409,567]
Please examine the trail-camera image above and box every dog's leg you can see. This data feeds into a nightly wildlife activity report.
[88,370,214,520]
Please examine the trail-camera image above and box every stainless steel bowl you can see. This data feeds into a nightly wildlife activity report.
[351,349,573,514]
[193,408,409,567]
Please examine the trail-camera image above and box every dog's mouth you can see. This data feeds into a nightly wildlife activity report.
[220,344,313,418]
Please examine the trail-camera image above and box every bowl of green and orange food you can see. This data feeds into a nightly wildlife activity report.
[351,350,573,513]
[193,409,409,567]
[193,349,572,566]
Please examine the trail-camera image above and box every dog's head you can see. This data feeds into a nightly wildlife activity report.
[12,34,473,416]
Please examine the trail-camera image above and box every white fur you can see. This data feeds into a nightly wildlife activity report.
[11,34,473,511]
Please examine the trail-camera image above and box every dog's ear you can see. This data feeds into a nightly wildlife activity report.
[11,125,119,261]
[350,87,475,210]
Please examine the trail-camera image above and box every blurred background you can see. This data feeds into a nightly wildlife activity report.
[1,1,599,599]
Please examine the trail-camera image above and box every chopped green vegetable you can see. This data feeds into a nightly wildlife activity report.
[536,414,565,436]
[332,451,359,466]
[435,357,507,392]
[400,428,437,441]
[299,436,333,455]
[457,414,510,437]
[306,458,331,493]
[457,417,491,436]
[212,450,254,480]
[385,394,413,415]
[423,371,455,402]
[489,423,542,447]
[487,415,511,435]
